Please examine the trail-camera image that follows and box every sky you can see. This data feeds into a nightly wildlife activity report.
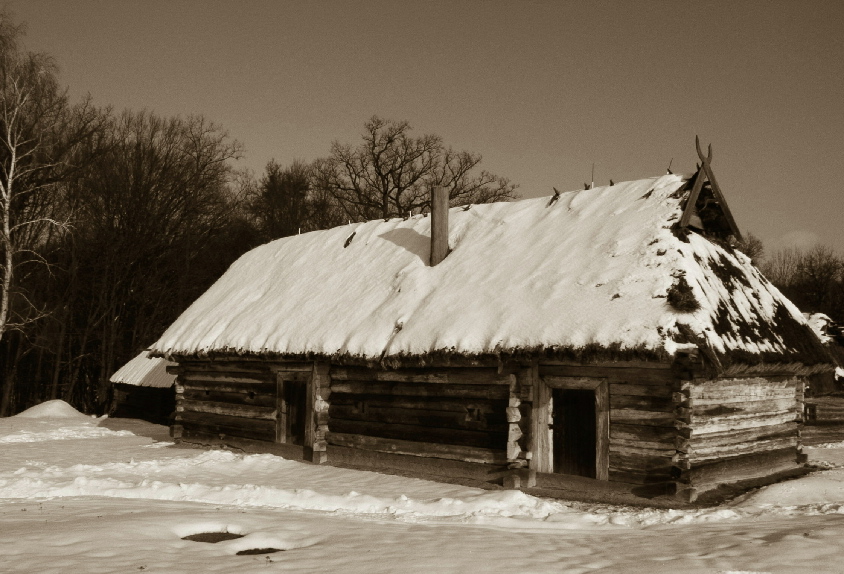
[8,0,844,255]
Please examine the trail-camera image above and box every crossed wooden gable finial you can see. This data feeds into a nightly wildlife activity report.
[679,136,743,242]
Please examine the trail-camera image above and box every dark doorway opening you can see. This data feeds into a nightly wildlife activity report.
[552,388,596,478]
[278,379,307,445]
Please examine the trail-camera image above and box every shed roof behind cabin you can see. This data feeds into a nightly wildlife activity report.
[806,313,844,369]
[110,350,176,388]
[151,174,829,371]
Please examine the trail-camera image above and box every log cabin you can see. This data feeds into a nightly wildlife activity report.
[803,313,844,424]
[150,151,833,502]
[109,350,176,425]
[804,313,844,396]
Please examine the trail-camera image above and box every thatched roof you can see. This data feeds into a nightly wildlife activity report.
[110,350,176,388]
[151,174,830,373]
[806,313,844,372]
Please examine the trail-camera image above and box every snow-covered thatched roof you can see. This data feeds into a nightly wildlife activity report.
[805,313,844,372]
[110,350,176,388]
[151,174,830,372]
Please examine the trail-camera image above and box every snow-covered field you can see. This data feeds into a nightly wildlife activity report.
[3,401,844,573]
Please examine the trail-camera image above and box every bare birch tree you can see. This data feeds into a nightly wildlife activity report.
[0,15,104,414]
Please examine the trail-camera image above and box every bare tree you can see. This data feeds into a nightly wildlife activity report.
[735,231,764,265]
[62,110,242,410]
[249,159,312,240]
[0,16,105,414]
[311,116,517,221]
[760,244,844,321]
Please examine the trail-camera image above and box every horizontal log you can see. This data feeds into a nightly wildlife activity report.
[179,409,275,430]
[330,367,511,385]
[610,394,674,412]
[180,380,277,395]
[808,404,844,413]
[328,418,506,450]
[692,411,799,435]
[610,423,677,443]
[181,424,275,443]
[610,451,675,470]
[325,432,507,464]
[690,378,796,399]
[608,468,675,485]
[179,400,276,420]
[540,359,672,370]
[690,421,798,448]
[609,383,673,397]
[329,394,503,415]
[691,389,797,405]
[179,361,270,374]
[540,365,674,385]
[542,376,604,390]
[182,388,275,408]
[329,381,509,400]
[698,398,800,415]
[610,409,676,426]
[268,362,316,372]
[179,411,275,442]
[689,436,799,463]
[182,359,314,371]
[610,437,676,453]
[180,372,272,385]
[683,447,800,487]
[609,442,677,457]
[691,405,799,426]
[328,404,507,432]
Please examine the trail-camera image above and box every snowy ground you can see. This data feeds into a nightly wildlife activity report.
[3,402,844,573]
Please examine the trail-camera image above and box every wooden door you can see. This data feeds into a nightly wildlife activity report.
[552,389,596,478]
[534,376,609,480]
[276,375,307,446]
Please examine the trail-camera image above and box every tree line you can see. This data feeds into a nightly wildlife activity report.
[0,16,517,415]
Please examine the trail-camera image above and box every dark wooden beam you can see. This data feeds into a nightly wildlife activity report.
[430,186,449,266]
[679,167,706,229]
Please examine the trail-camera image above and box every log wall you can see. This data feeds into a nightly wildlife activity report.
[166,356,806,498]
[171,360,311,444]
[677,376,804,492]
[325,366,510,464]
[538,363,678,485]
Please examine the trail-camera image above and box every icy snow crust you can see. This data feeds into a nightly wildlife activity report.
[7,401,844,572]
[151,175,809,362]
[2,401,843,528]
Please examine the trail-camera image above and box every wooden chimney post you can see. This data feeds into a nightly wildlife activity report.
[430,186,449,266]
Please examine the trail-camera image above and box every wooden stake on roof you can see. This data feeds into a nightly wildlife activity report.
[679,136,743,241]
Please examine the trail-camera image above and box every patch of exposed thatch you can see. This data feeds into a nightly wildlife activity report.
[676,300,834,375]
[161,342,672,370]
[708,251,752,291]
[667,275,700,312]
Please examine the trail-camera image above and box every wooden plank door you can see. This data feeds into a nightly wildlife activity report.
[537,376,609,480]
[276,373,307,446]
[552,388,597,477]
